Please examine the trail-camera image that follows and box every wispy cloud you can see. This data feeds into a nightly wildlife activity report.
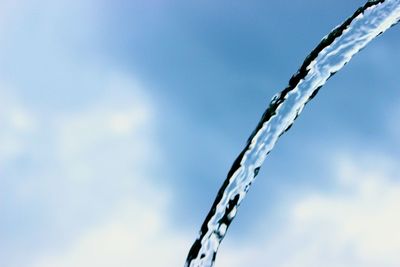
[218,149,400,267]
[0,70,190,267]
[0,84,37,167]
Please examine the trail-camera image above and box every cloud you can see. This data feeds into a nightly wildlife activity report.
[0,84,37,167]
[52,72,156,184]
[4,77,398,267]
[2,70,399,267]
[19,72,191,267]
[217,149,400,267]
[0,1,193,265]
[29,143,400,267]
[30,196,189,267]
[0,70,193,267]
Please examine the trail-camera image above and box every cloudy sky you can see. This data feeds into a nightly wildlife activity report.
[1,0,400,266]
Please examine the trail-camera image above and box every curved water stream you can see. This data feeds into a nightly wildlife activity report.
[185,1,400,266]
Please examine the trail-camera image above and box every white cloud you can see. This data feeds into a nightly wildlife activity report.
[30,195,189,267]
[0,70,193,267]
[22,73,193,267]
[3,70,399,267]
[218,150,400,267]
[3,79,399,267]
[0,84,37,167]
[52,73,156,183]
[0,2,192,265]
[31,145,394,267]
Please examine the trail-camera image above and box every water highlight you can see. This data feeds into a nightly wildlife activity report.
[185,1,400,266]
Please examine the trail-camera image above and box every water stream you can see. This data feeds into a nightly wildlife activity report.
[185,1,400,266]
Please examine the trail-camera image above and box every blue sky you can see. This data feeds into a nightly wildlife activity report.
[1,0,400,266]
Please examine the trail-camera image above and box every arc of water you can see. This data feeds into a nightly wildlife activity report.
[185,1,400,266]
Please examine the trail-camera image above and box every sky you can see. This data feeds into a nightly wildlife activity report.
[1,0,400,266]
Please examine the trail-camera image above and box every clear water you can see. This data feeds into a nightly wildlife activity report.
[184,1,400,266]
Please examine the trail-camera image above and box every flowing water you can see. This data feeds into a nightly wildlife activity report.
[184,1,400,266]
